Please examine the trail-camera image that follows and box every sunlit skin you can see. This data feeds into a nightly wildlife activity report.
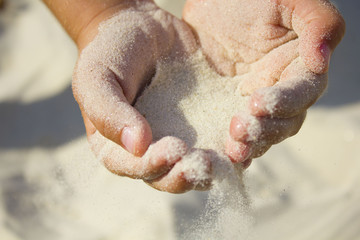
[184,0,345,163]
[43,0,345,193]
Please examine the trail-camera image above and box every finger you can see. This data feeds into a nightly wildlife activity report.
[145,149,212,193]
[249,144,272,159]
[230,112,306,144]
[74,10,199,156]
[89,131,187,180]
[249,57,327,118]
[74,15,166,156]
[73,67,153,156]
[225,138,252,163]
[227,110,306,163]
[239,159,253,169]
[225,138,271,164]
[280,0,346,73]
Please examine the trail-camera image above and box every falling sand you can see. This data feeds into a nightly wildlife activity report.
[71,3,318,237]
[135,51,254,239]
[73,5,257,235]
[4,0,360,239]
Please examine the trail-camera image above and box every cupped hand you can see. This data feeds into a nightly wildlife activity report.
[73,0,345,193]
[73,0,211,193]
[183,0,345,164]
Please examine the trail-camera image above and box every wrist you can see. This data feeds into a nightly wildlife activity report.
[43,0,154,50]
[75,3,129,51]
[76,0,156,50]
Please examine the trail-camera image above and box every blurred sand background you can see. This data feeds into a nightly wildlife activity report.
[0,0,359,239]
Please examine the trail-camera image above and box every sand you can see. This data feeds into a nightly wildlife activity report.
[135,50,253,238]
[135,50,249,175]
[136,51,249,150]
[76,8,255,234]
[1,0,360,239]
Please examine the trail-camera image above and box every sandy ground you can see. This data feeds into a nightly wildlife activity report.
[0,0,359,239]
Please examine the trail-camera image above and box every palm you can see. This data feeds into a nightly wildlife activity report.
[74,0,343,192]
[183,0,332,163]
[73,3,208,193]
[184,0,302,94]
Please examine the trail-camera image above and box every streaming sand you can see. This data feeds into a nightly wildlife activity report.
[1,0,360,240]
[136,51,249,152]
[135,50,253,239]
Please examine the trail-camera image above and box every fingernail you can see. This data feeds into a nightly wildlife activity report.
[320,42,331,69]
[238,144,252,161]
[121,127,136,155]
[230,116,249,141]
[249,97,259,114]
[249,96,266,117]
[234,122,248,140]
[226,139,252,163]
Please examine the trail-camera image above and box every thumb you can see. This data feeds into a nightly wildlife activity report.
[73,66,152,157]
[283,0,345,74]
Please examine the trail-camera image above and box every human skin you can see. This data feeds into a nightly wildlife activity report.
[183,0,345,163]
[42,0,345,193]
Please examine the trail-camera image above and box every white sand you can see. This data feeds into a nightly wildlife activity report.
[136,50,250,148]
[1,0,360,240]
[135,50,253,238]
[135,50,249,175]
